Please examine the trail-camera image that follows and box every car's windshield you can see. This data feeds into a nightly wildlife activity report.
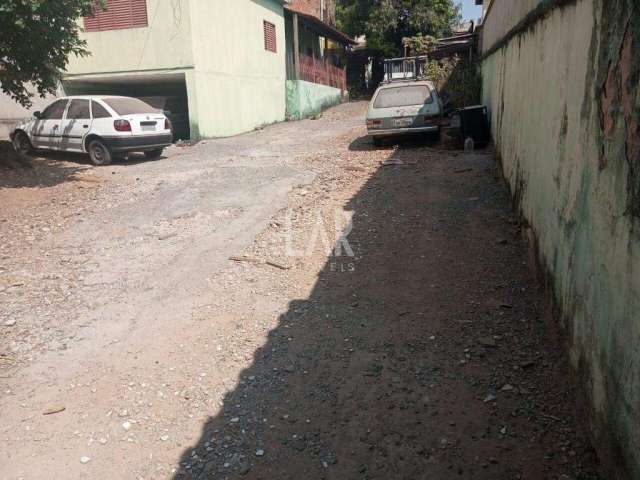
[373,85,432,108]
[103,97,160,115]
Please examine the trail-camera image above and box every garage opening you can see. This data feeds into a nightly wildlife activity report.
[63,72,191,141]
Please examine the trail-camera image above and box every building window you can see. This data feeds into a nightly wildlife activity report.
[84,0,148,32]
[264,21,277,53]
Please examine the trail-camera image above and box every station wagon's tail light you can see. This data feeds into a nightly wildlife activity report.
[367,119,382,129]
[113,119,132,132]
[164,118,172,131]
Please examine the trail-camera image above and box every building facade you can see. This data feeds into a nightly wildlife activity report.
[64,0,287,139]
[284,0,353,119]
[0,0,353,141]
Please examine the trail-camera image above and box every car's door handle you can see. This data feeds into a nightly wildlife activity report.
[52,125,59,130]
[83,125,89,128]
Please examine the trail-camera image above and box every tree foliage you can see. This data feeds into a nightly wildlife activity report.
[337,0,460,56]
[404,31,481,109]
[0,0,102,107]
[426,57,481,108]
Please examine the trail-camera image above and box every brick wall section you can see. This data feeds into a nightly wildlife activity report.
[288,0,335,26]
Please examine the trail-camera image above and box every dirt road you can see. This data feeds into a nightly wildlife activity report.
[0,103,599,479]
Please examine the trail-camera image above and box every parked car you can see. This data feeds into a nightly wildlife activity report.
[366,80,443,146]
[10,96,174,165]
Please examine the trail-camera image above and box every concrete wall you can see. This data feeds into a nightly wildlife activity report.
[481,0,640,478]
[189,0,286,138]
[0,91,56,140]
[66,0,194,76]
[285,79,341,120]
[481,0,544,52]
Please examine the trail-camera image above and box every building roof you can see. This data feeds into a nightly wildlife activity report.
[452,21,475,34]
[284,5,356,45]
[430,33,477,59]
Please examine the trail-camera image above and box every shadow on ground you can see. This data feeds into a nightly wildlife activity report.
[0,140,165,189]
[173,144,600,479]
[348,133,443,152]
[348,130,464,153]
[0,141,86,189]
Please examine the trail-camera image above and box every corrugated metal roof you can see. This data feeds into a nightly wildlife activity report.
[284,5,356,45]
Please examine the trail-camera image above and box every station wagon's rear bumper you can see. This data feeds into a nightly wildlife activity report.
[368,125,439,137]
[102,134,173,152]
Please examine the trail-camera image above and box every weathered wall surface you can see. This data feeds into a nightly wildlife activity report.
[189,0,286,137]
[0,91,57,140]
[66,0,193,75]
[481,0,544,52]
[481,1,640,478]
[285,79,342,120]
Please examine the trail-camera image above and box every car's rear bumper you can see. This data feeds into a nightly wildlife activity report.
[102,134,173,152]
[368,125,439,137]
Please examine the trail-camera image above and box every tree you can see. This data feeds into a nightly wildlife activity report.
[0,0,103,107]
[337,0,460,56]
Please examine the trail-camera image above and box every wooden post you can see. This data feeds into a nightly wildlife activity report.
[311,38,316,83]
[342,64,347,97]
[293,13,300,80]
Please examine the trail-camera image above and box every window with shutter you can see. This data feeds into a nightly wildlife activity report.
[264,21,277,53]
[84,0,148,32]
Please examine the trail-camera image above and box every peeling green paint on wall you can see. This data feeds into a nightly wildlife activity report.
[285,80,343,120]
[482,0,640,477]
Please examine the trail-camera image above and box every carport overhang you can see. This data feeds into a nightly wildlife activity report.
[62,68,196,140]
[63,69,190,89]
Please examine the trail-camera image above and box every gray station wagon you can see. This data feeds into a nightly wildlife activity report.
[366,79,443,146]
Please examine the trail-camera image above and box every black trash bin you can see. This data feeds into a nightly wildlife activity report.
[451,105,490,147]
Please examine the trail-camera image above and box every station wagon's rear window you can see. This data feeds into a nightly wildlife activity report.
[103,97,159,115]
[373,85,432,108]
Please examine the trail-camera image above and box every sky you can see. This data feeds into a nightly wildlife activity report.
[456,0,482,21]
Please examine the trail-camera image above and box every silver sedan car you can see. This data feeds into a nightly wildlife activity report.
[366,80,443,146]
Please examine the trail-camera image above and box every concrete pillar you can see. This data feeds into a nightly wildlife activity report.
[293,13,300,80]
[184,70,199,141]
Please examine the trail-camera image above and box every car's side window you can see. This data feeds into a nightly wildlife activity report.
[40,100,68,120]
[66,99,91,120]
[91,101,112,119]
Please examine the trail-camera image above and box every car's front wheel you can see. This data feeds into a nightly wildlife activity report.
[144,148,164,160]
[12,131,33,156]
[88,139,112,166]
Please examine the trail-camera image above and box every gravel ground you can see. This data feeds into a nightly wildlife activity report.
[0,103,601,479]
